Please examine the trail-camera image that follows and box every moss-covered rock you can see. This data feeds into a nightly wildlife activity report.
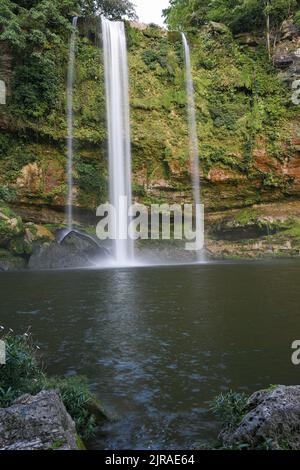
[0,203,24,247]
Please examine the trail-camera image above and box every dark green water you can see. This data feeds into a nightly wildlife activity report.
[1,260,300,449]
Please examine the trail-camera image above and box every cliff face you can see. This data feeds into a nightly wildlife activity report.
[0,19,299,225]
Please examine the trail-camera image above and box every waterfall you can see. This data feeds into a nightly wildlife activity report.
[182,33,202,252]
[66,16,78,231]
[101,17,134,265]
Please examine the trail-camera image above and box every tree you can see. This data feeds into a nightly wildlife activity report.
[0,0,77,118]
[79,0,137,19]
[163,0,211,30]
[164,0,300,58]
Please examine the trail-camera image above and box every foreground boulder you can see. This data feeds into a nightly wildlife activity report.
[0,390,79,450]
[221,385,300,450]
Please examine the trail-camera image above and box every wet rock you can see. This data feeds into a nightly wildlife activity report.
[221,385,300,449]
[28,242,90,269]
[58,229,102,252]
[0,390,78,450]
[28,230,108,269]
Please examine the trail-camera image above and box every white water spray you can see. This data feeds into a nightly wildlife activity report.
[101,17,134,265]
[182,33,203,254]
[66,16,78,231]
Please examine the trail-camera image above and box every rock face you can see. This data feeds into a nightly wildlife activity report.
[221,385,300,450]
[0,18,299,216]
[0,390,78,450]
[273,19,300,83]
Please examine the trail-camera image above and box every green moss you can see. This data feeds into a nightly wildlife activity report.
[282,220,300,241]
[235,208,259,225]
[9,237,32,256]
[0,248,13,259]
[50,439,65,450]
[76,435,86,450]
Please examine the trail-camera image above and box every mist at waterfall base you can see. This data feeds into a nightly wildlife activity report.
[65,17,204,268]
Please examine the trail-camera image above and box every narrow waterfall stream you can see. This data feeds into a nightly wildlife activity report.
[182,33,203,253]
[66,16,78,231]
[101,17,134,265]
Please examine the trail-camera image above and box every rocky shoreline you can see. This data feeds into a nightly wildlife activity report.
[2,383,300,450]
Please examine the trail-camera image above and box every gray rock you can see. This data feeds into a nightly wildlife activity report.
[221,385,300,449]
[273,20,300,83]
[0,390,78,450]
[235,33,260,46]
[28,242,91,269]
[281,19,300,40]
[206,21,230,35]
[274,53,294,69]
[28,230,109,269]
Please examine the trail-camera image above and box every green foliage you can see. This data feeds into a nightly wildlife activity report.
[0,186,17,203]
[210,390,248,429]
[75,159,108,205]
[0,134,37,183]
[0,332,43,404]
[164,0,299,52]
[141,50,167,69]
[9,237,32,255]
[0,1,75,123]
[79,0,137,19]
[282,220,300,240]
[41,376,97,439]
[235,208,259,225]
[13,53,60,118]
[163,0,212,30]
[0,216,24,246]
[0,332,98,439]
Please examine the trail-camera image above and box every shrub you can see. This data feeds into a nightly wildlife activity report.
[0,331,98,439]
[0,332,43,403]
[210,390,248,429]
[40,376,97,439]
[141,50,167,69]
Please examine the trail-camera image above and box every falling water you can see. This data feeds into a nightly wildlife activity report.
[182,33,203,253]
[101,17,134,265]
[66,16,78,231]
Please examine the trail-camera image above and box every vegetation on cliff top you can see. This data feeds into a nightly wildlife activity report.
[164,0,300,56]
